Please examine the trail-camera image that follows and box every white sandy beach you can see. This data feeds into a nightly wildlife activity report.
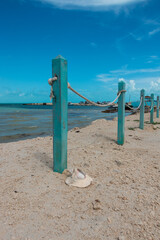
[0,112,160,240]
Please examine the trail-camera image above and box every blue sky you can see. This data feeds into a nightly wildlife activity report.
[0,0,160,103]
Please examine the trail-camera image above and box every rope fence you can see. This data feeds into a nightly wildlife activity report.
[125,97,143,112]
[48,55,160,173]
[150,105,154,112]
[68,82,125,107]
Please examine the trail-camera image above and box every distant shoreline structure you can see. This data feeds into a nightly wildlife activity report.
[23,101,114,106]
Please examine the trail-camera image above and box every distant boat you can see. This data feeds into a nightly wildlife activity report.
[108,104,118,109]
[125,102,133,110]
[102,102,133,113]
[145,96,151,102]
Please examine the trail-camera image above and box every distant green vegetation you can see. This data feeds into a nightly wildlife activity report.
[145,121,160,125]
[152,122,160,125]
[144,121,149,124]
[128,127,136,131]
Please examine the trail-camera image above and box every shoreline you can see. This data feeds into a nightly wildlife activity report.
[0,111,133,144]
[0,111,160,239]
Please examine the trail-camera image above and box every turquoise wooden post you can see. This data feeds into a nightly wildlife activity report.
[150,93,154,124]
[52,55,68,173]
[117,80,126,145]
[157,96,159,118]
[139,89,145,129]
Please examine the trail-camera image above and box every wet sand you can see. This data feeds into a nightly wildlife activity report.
[0,112,160,240]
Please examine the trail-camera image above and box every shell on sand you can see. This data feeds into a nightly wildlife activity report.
[65,168,93,188]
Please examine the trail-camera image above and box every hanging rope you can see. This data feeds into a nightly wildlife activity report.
[48,79,146,112]
[48,77,58,100]
[149,105,154,112]
[125,97,143,112]
[68,83,125,107]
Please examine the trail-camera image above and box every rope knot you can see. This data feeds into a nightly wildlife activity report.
[48,76,57,86]
[117,90,126,96]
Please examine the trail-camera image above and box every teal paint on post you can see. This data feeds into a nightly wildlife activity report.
[139,89,145,130]
[52,55,68,173]
[150,93,154,124]
[117,81,126,145]
[157,96,159,118]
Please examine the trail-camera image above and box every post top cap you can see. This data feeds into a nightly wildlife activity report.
[55,55,66,60]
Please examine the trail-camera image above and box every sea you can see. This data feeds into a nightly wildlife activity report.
[0,103,139,143]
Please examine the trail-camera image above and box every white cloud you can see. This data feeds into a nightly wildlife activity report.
[150,81,158,88]
[38,0,145,10]
[144,17,160,28]
[90,42,97,48]
[96,74,116,82]
[149,27,160,36]
[96,67,160,93]
[143,17,160,37]
[116,17,160,45]
[150,55,158,59]
[150,79,160,91]
[129,32,143,41]
[19,93,25,97]
[110,67,160,75]
[146,55,159,64]
[119,78,126,82]
[126,78,160,95]
[95,65,160,99]
[127,79,136,91]
[96,66,160,83]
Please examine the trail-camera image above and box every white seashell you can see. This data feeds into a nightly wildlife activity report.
[76,169,85,179]
[65,168,92,188]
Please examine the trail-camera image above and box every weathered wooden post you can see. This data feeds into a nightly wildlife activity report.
[157,96,159,118]
[52,55,68,173]
[150,93,154,124]
[139,89,145,129]
[117,80,126,145]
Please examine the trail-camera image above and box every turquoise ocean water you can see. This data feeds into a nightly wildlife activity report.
[0,103,139,143]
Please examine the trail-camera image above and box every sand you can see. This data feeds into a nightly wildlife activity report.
[0,112,160,240]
